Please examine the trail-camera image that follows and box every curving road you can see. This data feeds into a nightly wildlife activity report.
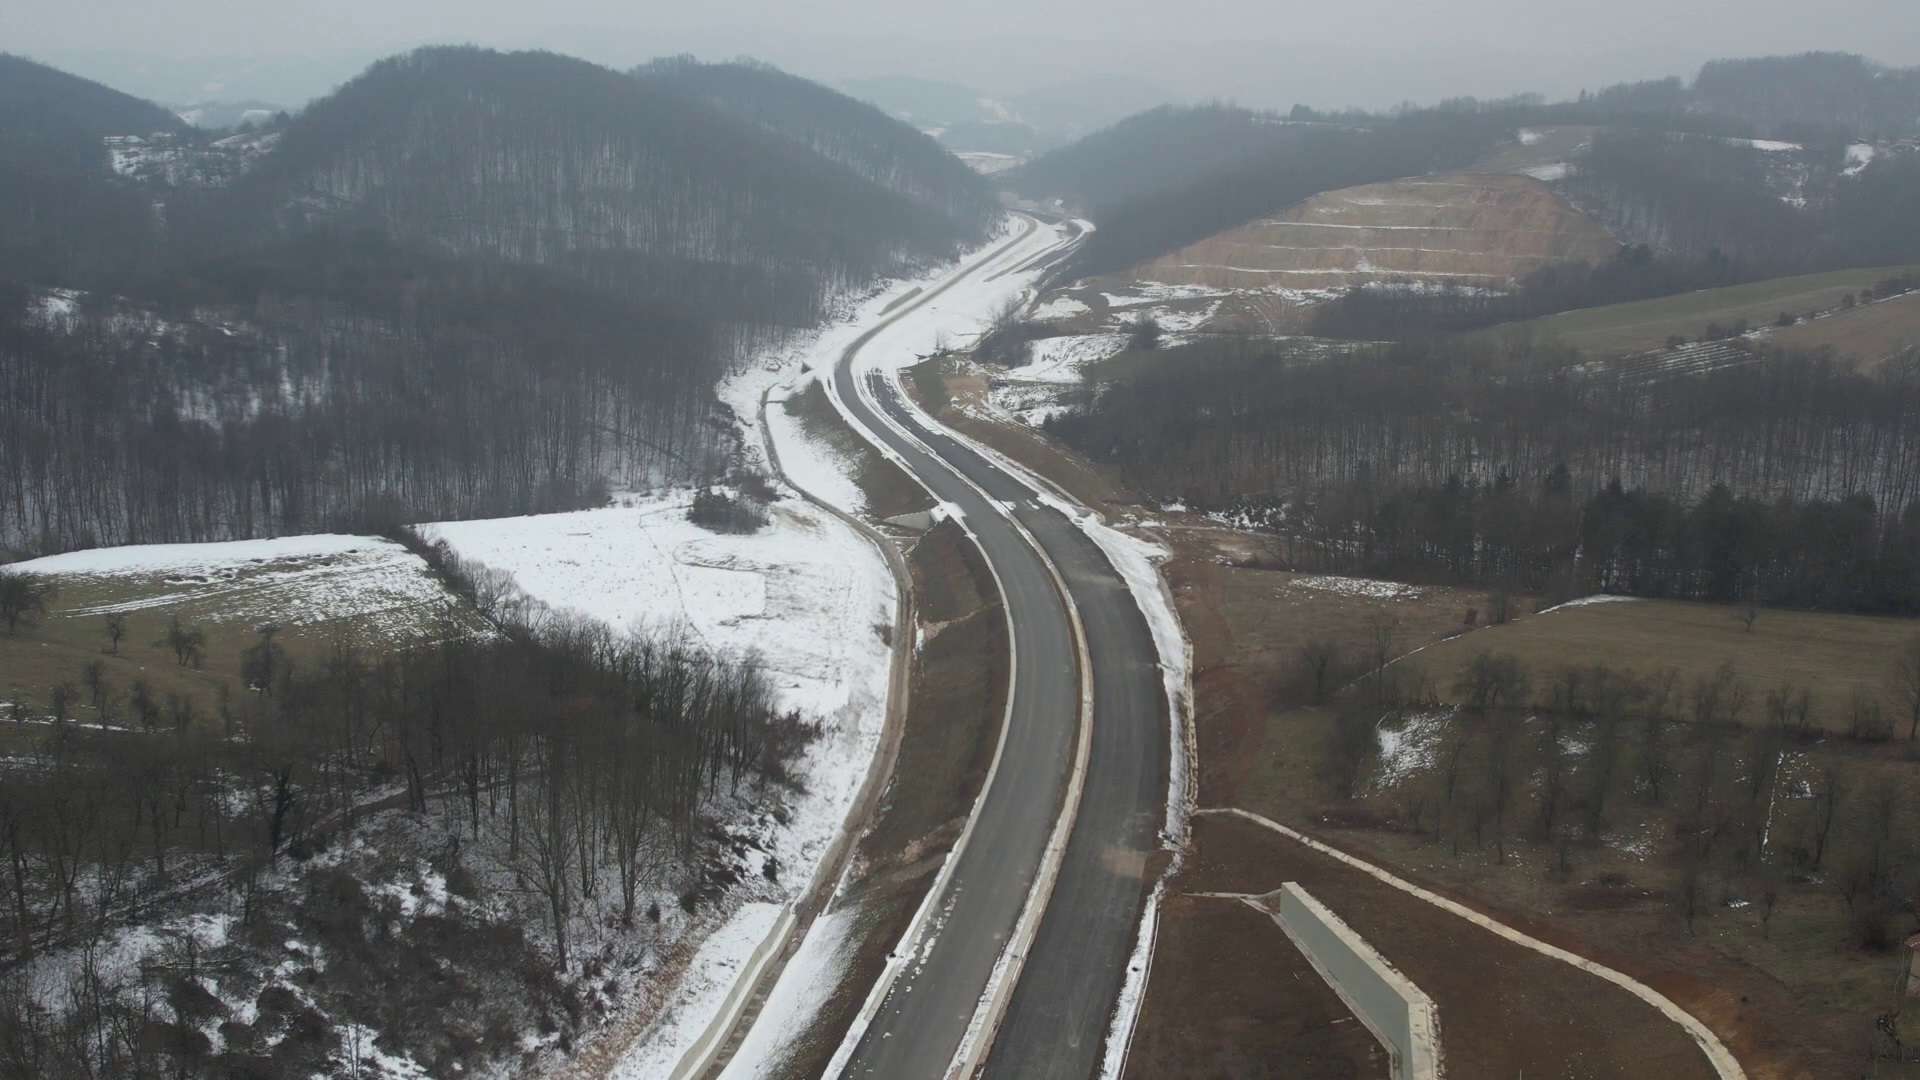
[829,218,1169,1079]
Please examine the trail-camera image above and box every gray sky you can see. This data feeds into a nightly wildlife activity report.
[8,0,1919,108]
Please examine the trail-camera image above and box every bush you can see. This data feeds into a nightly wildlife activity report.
[1128,314,1163,351]
[686,488,768,534]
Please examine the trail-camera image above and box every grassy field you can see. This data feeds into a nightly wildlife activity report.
[1768,289,1920,366]
[1,537,467,735]
[1411,597,1918,733]
[1510,265,1920,356]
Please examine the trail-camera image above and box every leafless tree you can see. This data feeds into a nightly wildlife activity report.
[1298,638,1342,705]
[1895,635,1920,741]
[101,613,126,655]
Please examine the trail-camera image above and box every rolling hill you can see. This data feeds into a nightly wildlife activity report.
[202,48,990,317]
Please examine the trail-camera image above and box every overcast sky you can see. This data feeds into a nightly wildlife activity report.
[9,0,1919,108]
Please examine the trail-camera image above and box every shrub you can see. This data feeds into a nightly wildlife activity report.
[686,488,768,534]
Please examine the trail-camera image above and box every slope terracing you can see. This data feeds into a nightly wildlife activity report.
[1130,172,1619,293]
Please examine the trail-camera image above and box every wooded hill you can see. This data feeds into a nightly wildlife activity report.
[0,48,996,556]
[1008,51,1920,288]
[1004,105,1514,280]
[0,54,192,286]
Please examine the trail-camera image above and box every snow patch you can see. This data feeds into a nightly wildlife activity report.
[1373,710,1451,790]
[1539,594,1642,614]
[1031,295,1092,321]
[1291,575,1423,601]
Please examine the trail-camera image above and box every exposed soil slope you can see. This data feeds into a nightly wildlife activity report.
[1129,173,1619,292]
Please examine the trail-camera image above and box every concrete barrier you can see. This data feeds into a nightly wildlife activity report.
[1268,883,1441,1080]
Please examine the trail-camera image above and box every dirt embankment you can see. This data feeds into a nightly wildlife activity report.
[1129,173,1619,292]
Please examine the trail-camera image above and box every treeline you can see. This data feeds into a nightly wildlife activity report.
[1314,649,1919,974]
[1312,252,1920,343]
[0,234,727,553]
[1272,478,1920,613]
[1563,130,1920,267]
[1694,52,1920,142]
[1045,338,1920,611]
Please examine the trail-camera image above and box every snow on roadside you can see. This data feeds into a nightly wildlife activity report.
[719,907,857,1078]
[607,904,785,1080]
[1063,514,1194,1080]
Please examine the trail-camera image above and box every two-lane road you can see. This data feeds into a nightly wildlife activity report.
[829,218,1168,1079]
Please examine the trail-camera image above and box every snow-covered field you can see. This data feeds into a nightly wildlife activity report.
[14,533,450,641]
[420,492,892,729]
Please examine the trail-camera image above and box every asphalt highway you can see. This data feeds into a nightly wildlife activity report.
[831,219,1168,1079]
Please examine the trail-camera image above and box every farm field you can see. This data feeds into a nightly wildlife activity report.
[1511,265,1920,356]
[1411,596,1918,733]
[1,535,464,733]
[1767,288,1920,366]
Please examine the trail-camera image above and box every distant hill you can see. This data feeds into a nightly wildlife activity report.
[637,57,995,237]
[0,53,185,142]
[1002,104,1302,210]
[176,99,288,130]
[0,53,189,284]
[842,71,1171,163]
[203,47,988,320]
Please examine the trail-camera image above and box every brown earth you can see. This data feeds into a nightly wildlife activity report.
[1158,525,1920,1080]
[1129,173,1619,292]
[1124,891,1386,1079]
[1180,813,1720,1080]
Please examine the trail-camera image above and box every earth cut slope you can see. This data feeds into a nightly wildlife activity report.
[1129,172,1619,291]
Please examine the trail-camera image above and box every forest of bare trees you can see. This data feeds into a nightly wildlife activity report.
[0,544,809,1077]
[1314,647,1918,965]
[1047,337,1920,611]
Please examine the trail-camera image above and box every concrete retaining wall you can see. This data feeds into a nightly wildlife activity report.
[1270,883,1441,1080]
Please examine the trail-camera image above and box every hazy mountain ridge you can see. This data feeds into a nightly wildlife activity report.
[639,57,996,235]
